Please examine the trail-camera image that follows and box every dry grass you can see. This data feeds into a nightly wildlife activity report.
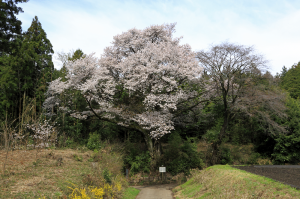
[173,165,300,199]
[0,145,128,199]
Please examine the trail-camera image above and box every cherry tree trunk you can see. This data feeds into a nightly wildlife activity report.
[142,131,162,167]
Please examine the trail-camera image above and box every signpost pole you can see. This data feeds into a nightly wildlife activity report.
[162,170,164,181]
[159,165,166,182]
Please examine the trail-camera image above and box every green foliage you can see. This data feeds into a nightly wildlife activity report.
[271,96,300,164]
[0,54,18,121]
[247,152,260,165]
[163,132,204,175]
[202,117,223,143]
[219,145,233,165]
[123,142,151,175]
[87,132,101,150]
[122,187,140,199]
[280,62,300,99]
[68,49,86,61]
[103,168,112,184]
[0,13,54,123]
[54,112,87,145]
[21,16,54,110]
[73,154,83,162]
[0,0,27,55]
[280,66,288,78]
[227,117,252,145]
[66,137,76,148]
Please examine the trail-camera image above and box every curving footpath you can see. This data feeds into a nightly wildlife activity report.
[132,184,177,199]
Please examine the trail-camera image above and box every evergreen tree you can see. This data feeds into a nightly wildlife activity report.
[272,95,300,164]
[0,33,24,122]
[0,0,28,121]
[68,49,85,61]
[20,15,54,114]
[280,66,288,78]
[0,0,28,55]
[280,62,300,99]
[0,53,17,121]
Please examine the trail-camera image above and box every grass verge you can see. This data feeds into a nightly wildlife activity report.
[173,165,300,199]
[122,187,140,199]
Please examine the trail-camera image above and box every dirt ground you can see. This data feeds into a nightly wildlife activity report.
[231,165,300,190]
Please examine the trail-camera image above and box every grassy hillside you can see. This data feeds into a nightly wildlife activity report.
[173,165,300,199]
[0,144,139,199]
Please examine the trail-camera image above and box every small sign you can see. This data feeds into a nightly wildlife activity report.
[159,166,166,172]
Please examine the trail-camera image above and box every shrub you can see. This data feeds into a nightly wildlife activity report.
[247,152,261,165]
[73,154,83,162]
[103,168,112,184]
[69,142,127,199]
[219,145,233,165]
[124,149,151,175]
[163,133,204,175]
[87,132,101,150]
[66,137,76,148]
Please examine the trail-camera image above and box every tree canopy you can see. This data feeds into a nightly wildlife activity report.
[280,62,300,99]
[196,42,287,164]
[44,23,203,157]
[0,0,28,55]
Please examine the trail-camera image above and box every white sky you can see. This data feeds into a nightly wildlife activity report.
[17,0,300,75]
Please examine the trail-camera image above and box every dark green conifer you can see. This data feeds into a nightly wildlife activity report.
[0,0,28,55]
[19,15,54,113]
[280,62,300,99]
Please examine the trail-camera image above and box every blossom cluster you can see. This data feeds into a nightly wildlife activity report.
[26,119,57,148]
[44,23,203,139]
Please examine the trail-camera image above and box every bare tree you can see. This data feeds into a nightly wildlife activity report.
[196,42,272,165]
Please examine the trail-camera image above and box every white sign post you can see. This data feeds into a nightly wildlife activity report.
[159,165,166,181]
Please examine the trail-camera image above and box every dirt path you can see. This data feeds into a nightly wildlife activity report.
[132,184,178,199]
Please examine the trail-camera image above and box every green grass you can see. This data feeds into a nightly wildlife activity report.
[173,165,300,199]
[122,187,140,199]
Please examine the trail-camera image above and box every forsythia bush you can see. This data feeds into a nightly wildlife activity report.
[68,181,122,199]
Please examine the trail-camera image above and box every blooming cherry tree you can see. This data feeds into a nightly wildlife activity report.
[26,119,57,148]
[44,23,203,157]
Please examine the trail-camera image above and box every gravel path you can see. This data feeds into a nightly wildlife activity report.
[132,184,177,199]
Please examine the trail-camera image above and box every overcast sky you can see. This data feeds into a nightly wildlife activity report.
[17,0,300,75]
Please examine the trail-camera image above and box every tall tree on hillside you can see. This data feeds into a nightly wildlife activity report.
[0,53,18,121]
[280,62,300,99]
[196,43,274,165]
[20,15,54,115]
[0,0,28,55]
[68,49,85,62]
[44,23,203,159]
[0,0,28,122]
[280,66,288,78]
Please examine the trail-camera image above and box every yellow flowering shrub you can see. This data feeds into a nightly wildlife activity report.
[68,180,123,199]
